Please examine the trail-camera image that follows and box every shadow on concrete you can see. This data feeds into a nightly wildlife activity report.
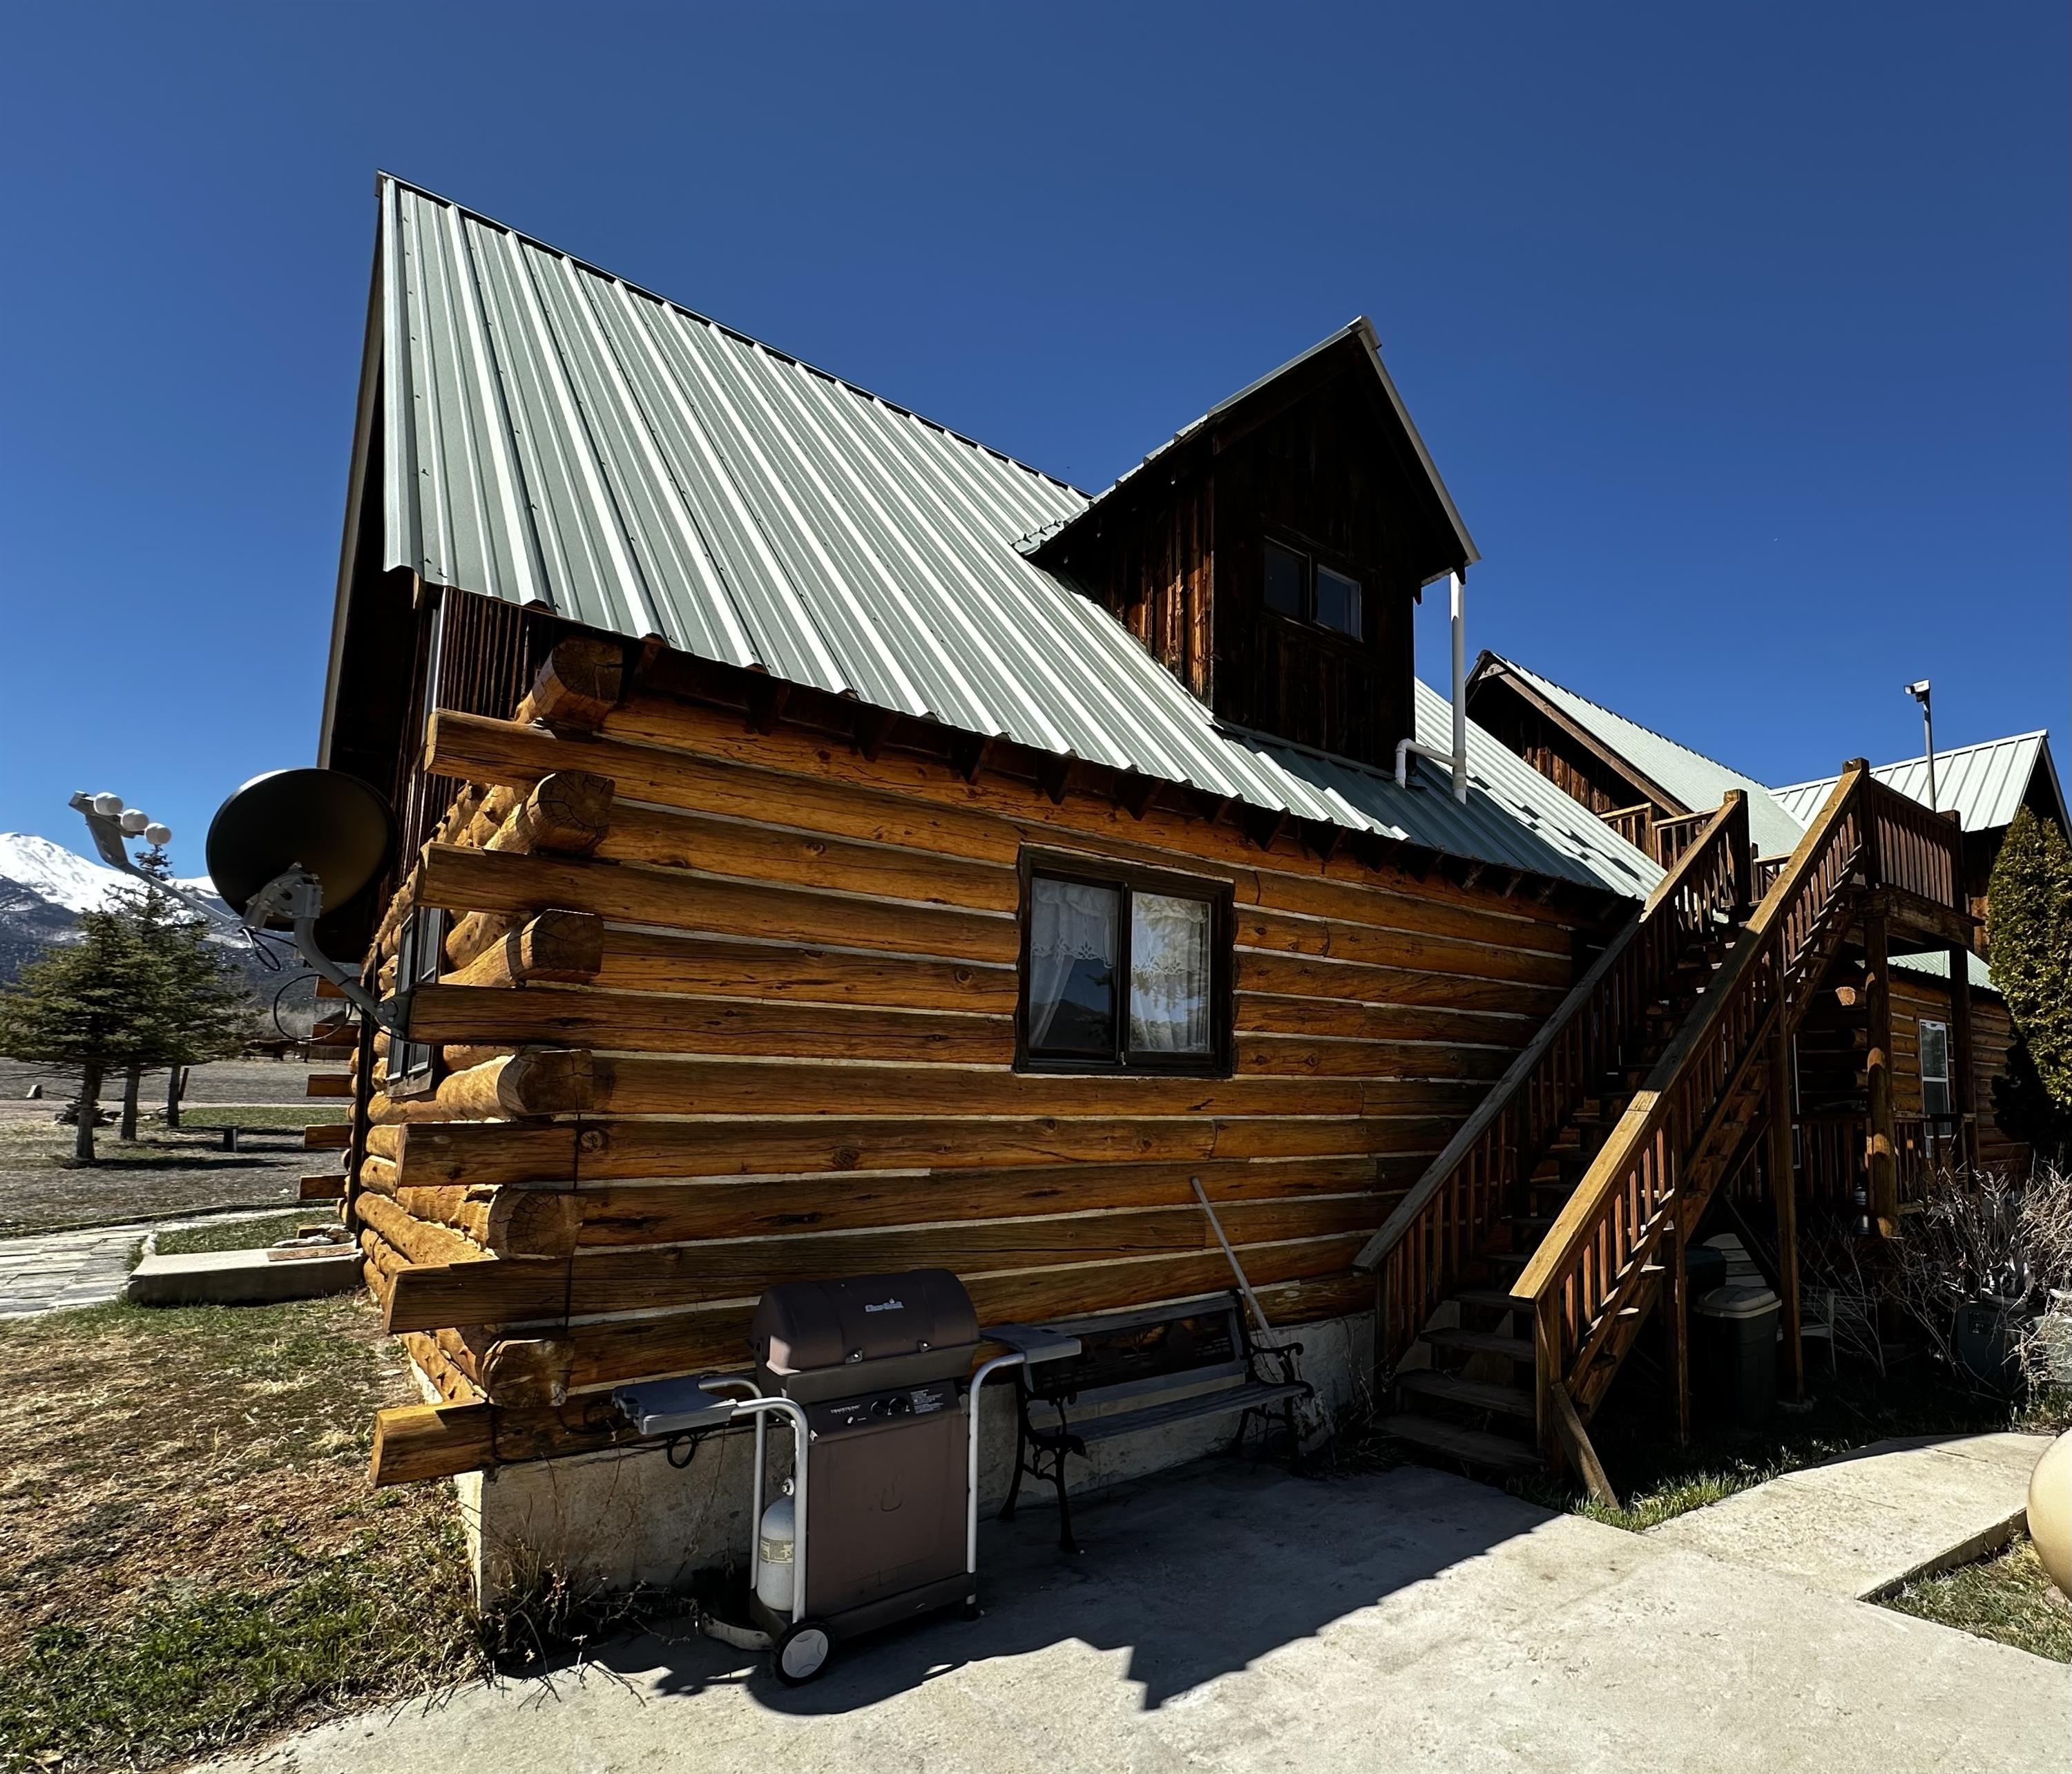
[579,1457,1550,1717]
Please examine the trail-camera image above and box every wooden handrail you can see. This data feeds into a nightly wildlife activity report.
[1358,791,1752,1370]
[1510,763,1867,1305]
[1507,764,1875,1445]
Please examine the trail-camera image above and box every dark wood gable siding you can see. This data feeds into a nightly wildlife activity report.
[1067,468,1216,701]
[1210,372,1420,766]
[1044,343,1454,772]
[1466,671,1678,823]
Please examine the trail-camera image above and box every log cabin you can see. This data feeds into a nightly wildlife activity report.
[1466,651,2057,1188]
[308,177,1992,1584]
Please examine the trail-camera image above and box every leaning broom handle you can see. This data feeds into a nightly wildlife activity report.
[1191,1175,1274,1337]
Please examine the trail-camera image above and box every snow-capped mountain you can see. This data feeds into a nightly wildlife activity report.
[0,832,231,980]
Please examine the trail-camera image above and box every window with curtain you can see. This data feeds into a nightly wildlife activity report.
[1022,857,1228,1072]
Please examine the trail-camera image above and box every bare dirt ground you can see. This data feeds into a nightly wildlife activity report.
[0,1061,343,1235]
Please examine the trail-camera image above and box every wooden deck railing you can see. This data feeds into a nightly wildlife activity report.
[1510,763,1874,1449]
[1358,792,1753,1370]
[1601,803,1653,854]
[1650,808,1716,869]
[1865,778,1961,910]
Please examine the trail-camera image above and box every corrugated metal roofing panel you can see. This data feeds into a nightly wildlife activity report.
[1773,732,2062,836]
[1890,948,1997,993]
[374,176,1654,899]
[1488,656,1809,857]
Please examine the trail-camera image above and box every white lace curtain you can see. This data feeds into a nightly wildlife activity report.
[1129,891,1211,1054]
[1028,879,1118,1049]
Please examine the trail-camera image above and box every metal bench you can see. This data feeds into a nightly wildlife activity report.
[997,1291,1312,1552]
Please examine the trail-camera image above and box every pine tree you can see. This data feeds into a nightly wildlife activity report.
[1986,807,2072,1151]
[0,910,171,1162]
[114,848,256,1133]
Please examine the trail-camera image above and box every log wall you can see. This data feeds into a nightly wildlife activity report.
[355,637,1613,1482]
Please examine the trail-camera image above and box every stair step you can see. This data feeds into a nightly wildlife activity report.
[1454,1288,1527,1313]
[1485,1250,1531,1272]
[1422,1328,1533,1363]
[1398,1371,1537,1420]
[1379,1413,1542,1471]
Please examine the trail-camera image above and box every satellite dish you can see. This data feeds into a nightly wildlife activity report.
[205,770,394,922]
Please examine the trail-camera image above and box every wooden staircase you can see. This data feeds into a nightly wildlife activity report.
[1356,761,1972,1486]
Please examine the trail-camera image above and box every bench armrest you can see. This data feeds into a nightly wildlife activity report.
[984,1324,1084,1367]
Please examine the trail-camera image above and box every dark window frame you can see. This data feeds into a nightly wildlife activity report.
[1261,533,1366,645]
[1918,1016,1953,1121]
[1015,848,1234,1077]
[387,904,448,1098]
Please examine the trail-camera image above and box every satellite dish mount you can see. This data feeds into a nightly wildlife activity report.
[69,769,405,1033]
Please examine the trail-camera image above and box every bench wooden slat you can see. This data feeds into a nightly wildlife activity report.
[1049,1380,1310,1447]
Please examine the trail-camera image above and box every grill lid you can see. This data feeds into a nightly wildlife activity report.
[751,1270,978,1376]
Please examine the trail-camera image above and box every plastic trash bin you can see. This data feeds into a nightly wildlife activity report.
[1684,1243,1729,1301]
[1694,1285,1779,1426]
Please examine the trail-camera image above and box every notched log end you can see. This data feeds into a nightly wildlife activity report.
[498,1047,599,1116]
[516,638,626,729]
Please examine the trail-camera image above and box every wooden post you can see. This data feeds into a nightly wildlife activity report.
[1534,1293,1562,1474]
[1939,808,1977,1171]
[1768,1016,1805,1400]
[1863,905,1899,1237]
[1665,1205,1690,1443]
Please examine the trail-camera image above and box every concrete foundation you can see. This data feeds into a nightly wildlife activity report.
[452,1308,1374,1607]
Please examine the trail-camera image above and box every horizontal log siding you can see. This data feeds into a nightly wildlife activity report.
[365,682,1606,1476]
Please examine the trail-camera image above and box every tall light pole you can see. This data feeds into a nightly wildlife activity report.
[1904,679,1937,812]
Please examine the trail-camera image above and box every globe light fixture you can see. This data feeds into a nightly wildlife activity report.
[119,809,150,835]
[144,823,173,846]
[92,792,124,817]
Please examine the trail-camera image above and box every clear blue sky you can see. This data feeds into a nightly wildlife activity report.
[3,3,2064,866]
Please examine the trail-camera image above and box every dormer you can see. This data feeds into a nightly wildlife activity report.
[1029,321,1476,770]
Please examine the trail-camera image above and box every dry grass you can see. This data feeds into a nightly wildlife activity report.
[0,1290,483,1769]
[1883,1537,2072,1662]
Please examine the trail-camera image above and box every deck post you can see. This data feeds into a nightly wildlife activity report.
[1863,906,1899,1237]
[1664,1203,1690,1442]
[1767,1016,1805,1400]
[1946,942,1976,1172]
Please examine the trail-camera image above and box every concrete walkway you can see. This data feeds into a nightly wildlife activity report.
[0,1210,281,1317]
[199,1462,2066,1774]
[1649,1431,2053,1598]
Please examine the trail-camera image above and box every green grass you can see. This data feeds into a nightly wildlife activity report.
[0,1521,482,1769]
[0,1295,486,1771]
[1524,1362,2071,1533]
[1883,1538,2072,1661]
[155,1211,323,1257]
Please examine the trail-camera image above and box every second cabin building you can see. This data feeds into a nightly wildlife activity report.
[313,178,1980,1587]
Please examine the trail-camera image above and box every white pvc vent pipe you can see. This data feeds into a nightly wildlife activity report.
[1393,569,1470,803]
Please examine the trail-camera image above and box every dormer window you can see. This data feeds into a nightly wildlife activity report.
[1263,539,1363,640]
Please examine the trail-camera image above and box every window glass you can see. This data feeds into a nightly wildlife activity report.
[1027,877,1120,1056]
[1919,1019,1951,1118]
[1129,892,1212,1055]
[1264,540,1307,618]
[1315,564,1363,638]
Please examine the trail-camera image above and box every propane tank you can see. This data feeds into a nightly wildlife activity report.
[755,1479,796,1614]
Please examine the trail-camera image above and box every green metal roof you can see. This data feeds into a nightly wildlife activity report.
[332,175,1661,902]
[1477,654,1811,857]
[1774,732,2065,837]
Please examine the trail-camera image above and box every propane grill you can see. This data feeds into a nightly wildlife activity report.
[745,1270,984,1671]
[618,1270,1077,1684]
